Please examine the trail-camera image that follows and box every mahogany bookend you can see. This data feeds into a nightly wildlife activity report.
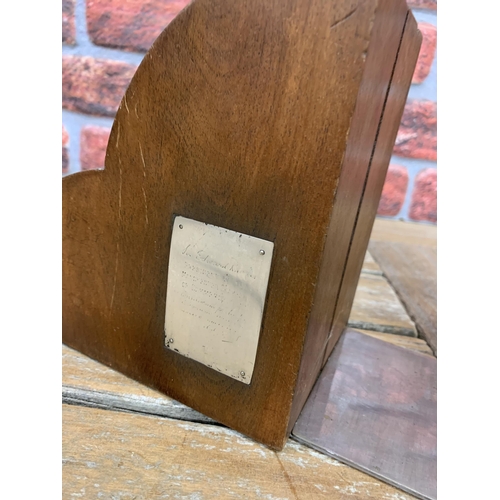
[63,0,421,449]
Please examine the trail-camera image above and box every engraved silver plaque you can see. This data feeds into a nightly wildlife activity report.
[164,216,274,384]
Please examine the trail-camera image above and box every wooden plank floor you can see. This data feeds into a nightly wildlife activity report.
[349,273,417,336]
[369,242,437,354]
[64,404,424,500]
[62,218,436,499]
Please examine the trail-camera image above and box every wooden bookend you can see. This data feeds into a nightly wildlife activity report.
[63,0,421,450]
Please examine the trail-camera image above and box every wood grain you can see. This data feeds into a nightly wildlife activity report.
[323,14,422,365]
[361,250,383,275]
[354,329,433,355]
[371,218,437,248]
[348,274,417,336]
[63,404,418,500]
[63,0,420,448]
[63,344,216,424]
[369,241,437,354]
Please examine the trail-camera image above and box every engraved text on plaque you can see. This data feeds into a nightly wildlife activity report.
[164,216,274,384]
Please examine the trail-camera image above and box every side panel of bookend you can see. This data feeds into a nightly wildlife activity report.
[322,12,422,366]
[288,4,421,431]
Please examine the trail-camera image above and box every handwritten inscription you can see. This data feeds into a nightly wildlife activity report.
[164,216,274,384]
[179,255,250,336]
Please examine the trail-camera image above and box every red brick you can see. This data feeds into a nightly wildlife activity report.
[63,0,76,45]
[87,0,190,52]
[63,126,70,173]
[412,23,436,84]
[377,164,408,217]
[393,100,437,161]
[62,125,69,147]
[62,56,137,117]
[409,169,437,223]
[80,126,111,171]
[407,0,436,9]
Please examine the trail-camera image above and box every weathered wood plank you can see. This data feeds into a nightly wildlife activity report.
[371,218,436,248]
[353,329,433,356]
[63,404,417,499]
[63,345,215,424]
[369,241,437,355]
[348,274,417,336]
[361,250,383,276]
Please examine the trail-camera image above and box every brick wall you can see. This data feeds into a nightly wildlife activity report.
[62,0,437,224]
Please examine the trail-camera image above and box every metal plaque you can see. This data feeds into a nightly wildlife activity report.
[164,216,274,384]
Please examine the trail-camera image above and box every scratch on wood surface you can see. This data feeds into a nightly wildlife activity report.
[117,158,123,218]
[330,7,358,30]
[139,143,149,227]
[275,452,299,500]
[141,186,149,226]
[109,137,124,314]
[115,122,120,148]
[139,143,146,175]
[123,94,130,114]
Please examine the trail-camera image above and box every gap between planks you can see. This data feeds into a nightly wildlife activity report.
[62,326,432,426]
